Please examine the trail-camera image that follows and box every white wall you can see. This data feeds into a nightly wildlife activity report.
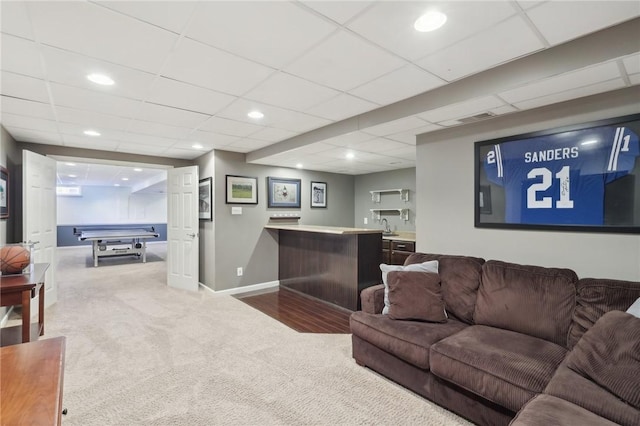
[57,186,167,225]
[417,87,640,281]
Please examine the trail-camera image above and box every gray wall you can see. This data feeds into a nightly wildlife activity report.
[354,168,415,232]
[0,126,22,244]
[196,150,355,291]
[416,87,640,281]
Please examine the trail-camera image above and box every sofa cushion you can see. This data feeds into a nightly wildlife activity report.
[380,260,439,315]
[404,253,485,324]
[545,363,640,426]
[349,311,468,369]
[387,271,447,323]
[430,325,568,412]
[565,310,640,409]
[474,260,577,346]
[510,394,619,426]
[568,278,640,348]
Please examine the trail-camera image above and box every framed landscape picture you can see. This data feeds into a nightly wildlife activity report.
[268,177,301,208]
[199,177,212,221]
[474,113,640,233]
[311,181,327,208]
[226,175,258,204]
[0,166,8,219]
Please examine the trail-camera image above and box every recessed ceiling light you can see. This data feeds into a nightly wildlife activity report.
[414,11,447,32]
[68,174,77,178]
[83,130,101,137]
[133,168,143,172]
[87,73,115,86]
[114,184,120,187]
[247,110,264,119]
[192,143,204,150]
[346,152,355,160]
[296,163,303,169]
[121,177,129,181]
[65,162,76,166]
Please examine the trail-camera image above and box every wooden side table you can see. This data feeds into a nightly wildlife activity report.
[0,263,50,346]
[0,336,66,425]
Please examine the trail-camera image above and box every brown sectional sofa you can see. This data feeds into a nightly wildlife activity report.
[350,253,640,425]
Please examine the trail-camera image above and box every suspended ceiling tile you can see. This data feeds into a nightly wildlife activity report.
[499,61,622,104]
[347,1,515,61]
[285,29,406,92]
[189,130,239,147]
[62,134,120,150]
[162,37,274,96]
[1,97,55,121]
[353,138,412,154]
[186,1,336,69]
[116,142,172,157]
[55,107,132,132]
[349,64,445,105]
[417,16,544,82]
[226,138,274,151]
[382,145,416,160]
[2,113,57,133]
[1,35,44,79]
[97,1,197,34]
[513,78,627,110]
[1,1,34,40]
[417,96,505,123]
[57,122,127,141]
[1,71,50,103]
[134,102,210,129]
[126,119,192,140]
[41,45,156,100]
[147,77,236,116]
[160,147,200,159]
[629,74,640,85]
[623,53,640,75]
[118,132,182,148]
[244,71,340,111]
[249,127,297,143]
[305,93,379,121]
[4,127,61,145]
[301,1,373,24]
[197,116,263,138]
[290,142,336,154]
[360,116,431,137]
[526,1,640,46]
[28,1,177,74]
[385,123,443,144]
[49,82,143,118]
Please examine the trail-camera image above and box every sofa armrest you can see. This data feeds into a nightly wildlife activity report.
[361,284,385,314]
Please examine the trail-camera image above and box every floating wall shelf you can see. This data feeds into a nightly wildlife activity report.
[370,208,410,222]
[370,189,409,203]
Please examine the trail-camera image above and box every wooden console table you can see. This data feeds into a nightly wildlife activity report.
[0,263,50,346]
[0,336,66,425]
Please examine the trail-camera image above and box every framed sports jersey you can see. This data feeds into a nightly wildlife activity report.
[475,114,640,233]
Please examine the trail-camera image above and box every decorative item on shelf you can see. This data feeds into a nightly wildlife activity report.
[0,242,33,275]
[311,181,327,208]
[268,177,301,208]
[198,177,212,221]
[370,188,409,203]
[226,175,258,205]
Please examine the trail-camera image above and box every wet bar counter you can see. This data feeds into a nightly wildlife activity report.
[265,225,382,310]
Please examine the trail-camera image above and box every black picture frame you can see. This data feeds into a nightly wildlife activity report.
[310,181,327,208]
[474,113,640,234]
[199,177,212,221]
[0,166,8,219]
[225,175,258,205]
[268,177,301,208]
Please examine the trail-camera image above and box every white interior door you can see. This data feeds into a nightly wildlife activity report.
[167,166,199,291]
[23,150,57,307]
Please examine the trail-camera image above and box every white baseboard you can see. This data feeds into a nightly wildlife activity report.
[0,306,14,327]
[199,280,279,296]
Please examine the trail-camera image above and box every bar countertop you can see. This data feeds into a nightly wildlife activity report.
[265,224,383,235]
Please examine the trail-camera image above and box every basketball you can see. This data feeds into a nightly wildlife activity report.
[0,245,31,275]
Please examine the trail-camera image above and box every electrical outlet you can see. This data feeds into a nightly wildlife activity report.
[236,267,243,277]
[364,217,368,225]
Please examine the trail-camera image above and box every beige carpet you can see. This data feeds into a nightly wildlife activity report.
[38,244,471,425]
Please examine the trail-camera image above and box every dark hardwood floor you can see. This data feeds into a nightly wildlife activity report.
[235,287,352,334]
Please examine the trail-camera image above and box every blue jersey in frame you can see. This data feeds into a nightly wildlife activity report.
[483,126,639,225]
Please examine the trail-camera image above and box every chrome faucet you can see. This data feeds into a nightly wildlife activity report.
[381,218,391,233]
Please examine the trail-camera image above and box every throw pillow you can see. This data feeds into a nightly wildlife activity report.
[626,297,640,318]
[380,260,439,315]
[387,271,447,323]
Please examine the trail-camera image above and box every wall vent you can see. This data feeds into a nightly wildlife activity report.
[458,112,497,124]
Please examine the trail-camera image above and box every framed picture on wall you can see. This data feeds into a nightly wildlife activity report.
[310,181,327,208]
[225,175,258,204]
[474,113,640,233]
[268,177,301,208]
[0,166,9,219]
[199,177,212,221]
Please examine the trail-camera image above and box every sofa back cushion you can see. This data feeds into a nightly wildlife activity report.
[404,253,484,324]
[568,278,640,348]
[474,260,577,346]
[565,310,640,410]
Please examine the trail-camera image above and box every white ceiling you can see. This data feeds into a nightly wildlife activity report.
[1,0,639,181]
